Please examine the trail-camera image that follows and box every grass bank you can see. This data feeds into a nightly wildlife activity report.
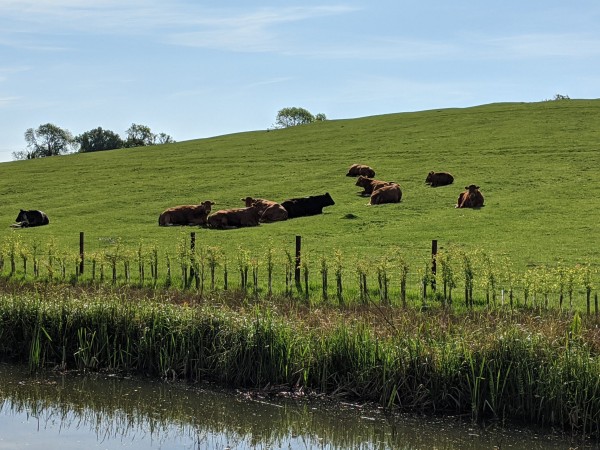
[0,284,599,438]
[2,100,600,270]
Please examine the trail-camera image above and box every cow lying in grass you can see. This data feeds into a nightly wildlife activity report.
[346,164,375,178]
[280,193,335,219]
[11,209,49,228]
[456,185,484,208]
[241,197,288,222]
[158,201,215,226]
[369,184,402,205]
[355,176,396,196]
[207,205,262,229]
[425,171,454,187]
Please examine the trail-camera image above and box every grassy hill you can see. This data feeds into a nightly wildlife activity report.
[1,99,599,272]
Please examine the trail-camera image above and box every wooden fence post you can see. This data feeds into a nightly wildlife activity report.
[189,232,196,282]
[295,236,301,288]
[190,232,196,251]
[79,232,84,275]
[431,239,437,291]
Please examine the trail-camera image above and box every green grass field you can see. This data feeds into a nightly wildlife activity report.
[1,99,599,273]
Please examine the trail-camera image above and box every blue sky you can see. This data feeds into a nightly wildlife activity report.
[1,1,599,162]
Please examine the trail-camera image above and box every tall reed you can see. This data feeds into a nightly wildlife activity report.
[334,250,344,305]
[1,235,600,315]
[377,256,390,305]
[320,255,328,301]
[207,246,221,292]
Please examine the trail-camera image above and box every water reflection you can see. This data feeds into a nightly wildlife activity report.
[0,363,580,449]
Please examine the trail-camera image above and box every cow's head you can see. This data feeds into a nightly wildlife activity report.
[356,176,371,187]
[241,196,255,207]
[16,209,27,222]
[425,171,435,182]
[362,167,375,178]
[201,200,216,212]
[465,185,480,192]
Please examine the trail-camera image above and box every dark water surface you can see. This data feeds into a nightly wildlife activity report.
[0,364,586,449]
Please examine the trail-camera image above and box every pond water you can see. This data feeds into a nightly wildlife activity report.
[0,363,586,449]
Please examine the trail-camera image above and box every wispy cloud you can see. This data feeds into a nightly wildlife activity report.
[2,2,598,63]
[0,2,360,54]
[312,32,600,62]
[0,65,31,82]
[0,0,137,15]
[288,37,460,60]
[0,96,20,107]
[484,33,600,59]
[244,77,293,88]
[168,76,293,100]
[165,6,360,52]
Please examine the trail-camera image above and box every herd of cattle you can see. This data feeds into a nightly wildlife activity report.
[156,164,484,229]
[9,165,484,229]
[158,193,335,229]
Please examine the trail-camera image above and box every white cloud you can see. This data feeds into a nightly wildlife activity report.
[159,6,361,52]
[0,0,136,12]
[0,3,360,54]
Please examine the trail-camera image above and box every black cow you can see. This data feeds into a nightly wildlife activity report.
[280,193,335,219]
[15,209,49,227]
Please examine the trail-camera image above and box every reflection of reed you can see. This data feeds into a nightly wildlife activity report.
[0,364,415,449]
[0,364,569,450]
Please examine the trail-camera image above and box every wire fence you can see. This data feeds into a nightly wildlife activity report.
[1,232,598,313]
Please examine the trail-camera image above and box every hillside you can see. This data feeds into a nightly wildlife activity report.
[1,100,599,270]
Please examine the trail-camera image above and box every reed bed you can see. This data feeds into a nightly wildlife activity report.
[0,234,598,314]
[0,284,599,438]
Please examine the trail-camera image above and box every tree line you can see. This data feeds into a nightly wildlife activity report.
[12,107,326,160]
[12,123,175,160]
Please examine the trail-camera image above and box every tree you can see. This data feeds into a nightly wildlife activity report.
[274,107,326,128]
[11,149,37,160]
[22,123,76,158]
[76,127,124,153]
[124,123,175,148]
[124,123,154,147]
[156,132,175,145]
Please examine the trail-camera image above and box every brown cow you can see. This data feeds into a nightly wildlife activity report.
[355,176,396,196]
[241,197,288,222]
[158,201,215,226]
[346,164,375,178]
[207,205,261,229]
[425,171,454,187]
[369,183,402,205]
[456,185,484,208]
